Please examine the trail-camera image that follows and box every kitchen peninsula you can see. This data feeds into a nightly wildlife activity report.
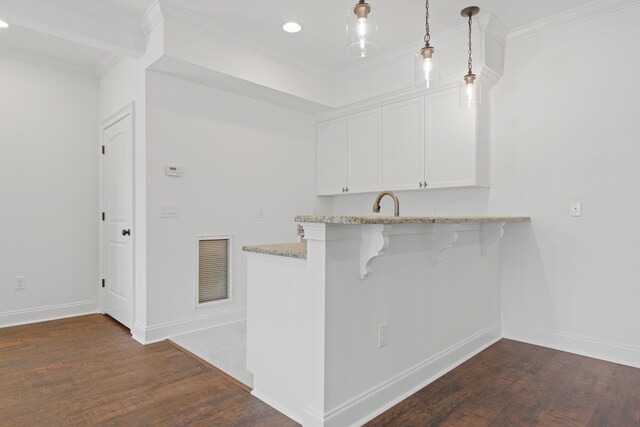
[243,214,529,427]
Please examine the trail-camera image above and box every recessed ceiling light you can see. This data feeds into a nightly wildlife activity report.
[0,19,9,28]
[283,22,302,33]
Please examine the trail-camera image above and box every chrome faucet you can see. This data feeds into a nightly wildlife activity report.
[372,191,400,217]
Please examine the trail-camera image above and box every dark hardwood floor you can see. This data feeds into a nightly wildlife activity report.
[368,339,640,426]
[0,314,296,426]
[1,315,638,426]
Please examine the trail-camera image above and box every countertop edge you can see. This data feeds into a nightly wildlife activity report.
[293,215,531,225]
[242,243,307,260]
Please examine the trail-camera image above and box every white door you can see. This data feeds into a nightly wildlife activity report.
[317,117,348,195]
[382,97,425,191]
[348,108,382,193]
[102,112,133,328]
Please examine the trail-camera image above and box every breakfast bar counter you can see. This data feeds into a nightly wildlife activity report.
[244,214,530,426]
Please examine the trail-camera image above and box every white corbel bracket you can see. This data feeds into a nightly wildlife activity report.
[431,223,461,267]
[360,224,392,279]
[480,221,506,256]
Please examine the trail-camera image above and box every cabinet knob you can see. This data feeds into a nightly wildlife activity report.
[419,182,423,188]
[346,187,349,192]
[342,188,345,193]
[424,182,428,188]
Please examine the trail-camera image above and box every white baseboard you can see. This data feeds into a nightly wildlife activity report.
[0,300,99,328]
[503,322,640,369]
[133,307,247,344]
[323,322,502,427]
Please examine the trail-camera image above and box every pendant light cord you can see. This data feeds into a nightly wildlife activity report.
[467,13,473,74]
[424,0,431,47]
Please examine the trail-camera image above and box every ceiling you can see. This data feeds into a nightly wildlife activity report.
[0,0,590,76]
[162,0,589,74]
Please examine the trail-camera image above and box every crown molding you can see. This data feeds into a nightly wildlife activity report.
[140,0,163,37]
[38,0,141,35]
[156,0,337,84]
[0,44,96,79]
[508,0,640,43]
[315,66,499,123]
[479,14,508,45]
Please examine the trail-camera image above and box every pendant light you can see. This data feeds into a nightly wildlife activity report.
[418,0,439,88]
[460,6,481,108]
[347,0,378,57]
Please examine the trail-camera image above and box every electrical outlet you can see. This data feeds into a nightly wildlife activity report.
[378,323,389,348]
[14,276,26,291]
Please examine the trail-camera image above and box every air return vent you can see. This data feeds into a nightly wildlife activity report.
[197,236,231,304]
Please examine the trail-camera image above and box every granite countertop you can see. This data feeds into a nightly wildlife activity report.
[294,215,531,225]
[242,242,307,259]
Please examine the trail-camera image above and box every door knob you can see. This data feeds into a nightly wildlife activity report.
[122,229,131,236]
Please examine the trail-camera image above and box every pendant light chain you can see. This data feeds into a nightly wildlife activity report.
[424,0,431,46]
[467,13,473,74]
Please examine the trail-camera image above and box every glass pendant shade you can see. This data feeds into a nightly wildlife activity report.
[460,6,481,109]
[346,1,378,58]
[416,0,438,88]
[459,73,481,108]
[415,46,440,88]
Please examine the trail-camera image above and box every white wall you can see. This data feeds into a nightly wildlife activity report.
[0,57,99,326]
[333,4,640,366]
[144,71,330,340]
[497,5,640,366]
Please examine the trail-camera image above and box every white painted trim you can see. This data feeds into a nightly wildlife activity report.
[133,307,247,344]
[158,0,336,84]
[323,323,502,427]
[0,300,99,328]
[315,80,458,124]
[508,0,640,43]
[0,45,96,79]
[140,0,163,36]
[39,0,142,35]
[503,322,640,369]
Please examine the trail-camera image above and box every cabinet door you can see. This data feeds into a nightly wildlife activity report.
[348,108,382,193]
[425,88,476,188]
[382,98,425,190]
[317,118,348,195]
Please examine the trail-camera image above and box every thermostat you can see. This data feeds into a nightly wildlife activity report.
[165,165,184,177]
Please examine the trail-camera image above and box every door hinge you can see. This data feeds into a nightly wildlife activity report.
[101,145,105,155]
[101,279,105,288]
[101,212,105,221]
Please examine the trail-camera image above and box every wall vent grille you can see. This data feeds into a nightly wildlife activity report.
[198,237,230,304]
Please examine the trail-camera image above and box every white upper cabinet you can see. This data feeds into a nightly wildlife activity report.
[348,109,382,193]
[316,85,491,195]
[425,87,477,188]
[382,98,425,191]
[317,117,348,195]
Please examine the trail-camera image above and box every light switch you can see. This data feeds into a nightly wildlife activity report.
[161,203,180,218]
[570,201,582,217]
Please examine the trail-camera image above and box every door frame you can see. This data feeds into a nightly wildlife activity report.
[98,102,136,329]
